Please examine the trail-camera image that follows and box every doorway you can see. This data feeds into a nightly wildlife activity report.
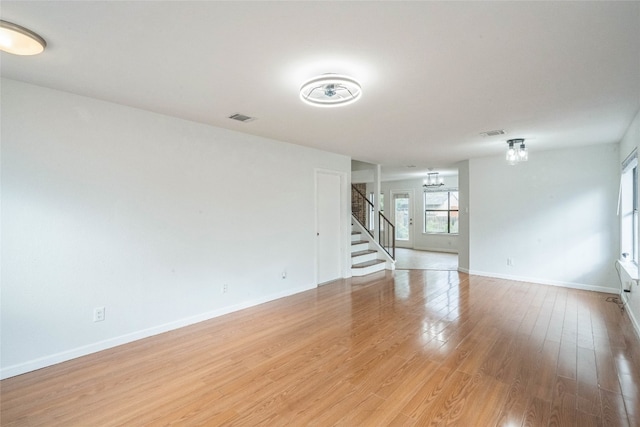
[391,190,413,248]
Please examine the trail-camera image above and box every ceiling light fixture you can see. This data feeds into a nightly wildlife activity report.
[299,74,362,107]
[506,139,528,165]
[0,20,46,56]
[423,172,444,188]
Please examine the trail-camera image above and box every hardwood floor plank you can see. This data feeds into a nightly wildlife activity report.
[529,339,560,402]
[548,375,578,427]
[549,388,577,427]
[364,359,440,425]
[522,396,551,427]
[576,410,604,427]
[411,370,474,425]
[595,347,624,394]
[454,373,509,426]
[576,346,602,417]
[495,370,529,426]
[600,388,631,427]
[623,394,640,427]
[2,271,638,426]
[557,336,578,381]
[400,366,455,420]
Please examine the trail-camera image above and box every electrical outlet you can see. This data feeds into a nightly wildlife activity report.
[93,307,105,322]
[222,284,228,293]
[282,271,287,279]
[507,258,513,266]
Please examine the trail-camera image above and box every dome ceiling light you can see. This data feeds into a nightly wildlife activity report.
[0,20,46,55]
[299,74,362,107]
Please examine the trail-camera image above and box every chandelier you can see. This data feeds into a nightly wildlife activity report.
[423,172,444,188]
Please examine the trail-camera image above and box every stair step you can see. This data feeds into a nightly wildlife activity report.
[351,240,369,246]
[351,249,377,258]
[352,259,386,269]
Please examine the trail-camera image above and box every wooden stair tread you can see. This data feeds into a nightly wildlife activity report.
[351,249,377,258]
[352,259,385,269]
[351,240,369,245]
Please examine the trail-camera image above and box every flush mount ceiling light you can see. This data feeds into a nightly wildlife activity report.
[299,74,362,107]
[506,139,528,165]
[0,20,46,55]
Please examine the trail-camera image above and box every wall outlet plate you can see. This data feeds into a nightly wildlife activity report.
[93,307,105,322]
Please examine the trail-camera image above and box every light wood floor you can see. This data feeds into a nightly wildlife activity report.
[394,248,458,271]
[2,270,639,426]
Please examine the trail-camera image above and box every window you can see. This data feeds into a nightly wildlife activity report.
[424,191,458,234]
[621,151,638,264]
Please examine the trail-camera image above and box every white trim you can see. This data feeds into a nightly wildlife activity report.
[464,269,617,294]
[622,148,638,173]
[0,283,315,380]
[624,301,640,339]
[414,246,459,254]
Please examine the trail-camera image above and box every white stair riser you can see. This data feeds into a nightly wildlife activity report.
[351,262,386,276]
[351,242,369,252]
[351,223,392,276]
[352,252,378,264]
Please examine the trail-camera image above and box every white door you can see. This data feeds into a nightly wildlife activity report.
[392,190,413,248]
[316,171,342,285]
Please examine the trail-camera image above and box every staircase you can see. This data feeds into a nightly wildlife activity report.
[351,226,387,276]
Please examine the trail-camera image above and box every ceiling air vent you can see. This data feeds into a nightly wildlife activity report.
[228,113,256,123]
[480,129,506,137]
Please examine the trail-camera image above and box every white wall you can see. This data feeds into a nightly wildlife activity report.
[371,176,459,253]
[467,144,620,292]
[457,161,470,271]
[0,79,351,378]
[618,109,640,334]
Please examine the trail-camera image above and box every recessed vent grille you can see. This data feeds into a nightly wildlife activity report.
[480,129,506,137]
[228,113,256,123]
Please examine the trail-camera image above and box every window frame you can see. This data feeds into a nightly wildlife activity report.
[423,190,459,235]
[633,165,638,264]
[621,151,638,265]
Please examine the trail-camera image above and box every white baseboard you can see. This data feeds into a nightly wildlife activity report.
[626,301,640,338]
[463,269,618,294]
[621,292,640,339]
[413,246,458,254]
[0,284,315,380]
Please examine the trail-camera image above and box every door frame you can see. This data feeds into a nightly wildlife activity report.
[314,168,350,285]
[390,189,414,248]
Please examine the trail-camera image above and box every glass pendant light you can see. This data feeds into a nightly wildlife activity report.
[506,140,518,165]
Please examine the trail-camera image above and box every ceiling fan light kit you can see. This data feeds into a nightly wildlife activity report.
[299,74,362,107]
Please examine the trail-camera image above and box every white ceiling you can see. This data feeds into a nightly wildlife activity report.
[2,1,639,180]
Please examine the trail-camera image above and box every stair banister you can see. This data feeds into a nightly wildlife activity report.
[351,184,395,260]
